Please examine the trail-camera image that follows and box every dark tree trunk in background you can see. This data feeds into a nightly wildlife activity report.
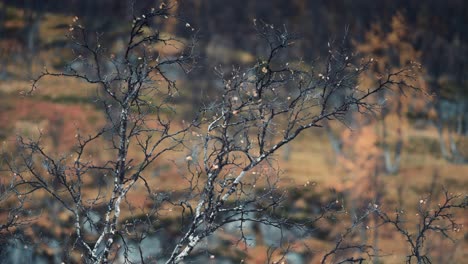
[430,80,451,161]
[24,0,44,79]
[0,3,4,34]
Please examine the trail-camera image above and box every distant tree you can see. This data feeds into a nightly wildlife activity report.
[354,12,423,175]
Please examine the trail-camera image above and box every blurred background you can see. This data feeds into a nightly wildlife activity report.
[0,0,467,263]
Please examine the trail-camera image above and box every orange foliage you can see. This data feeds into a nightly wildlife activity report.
[337,124,382,198]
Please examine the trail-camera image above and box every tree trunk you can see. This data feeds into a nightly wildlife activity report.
[381,117,402,175]
[372,166,381,264]
[24,1,43,79]
[324,121,342,164]
[435,118,450,160]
